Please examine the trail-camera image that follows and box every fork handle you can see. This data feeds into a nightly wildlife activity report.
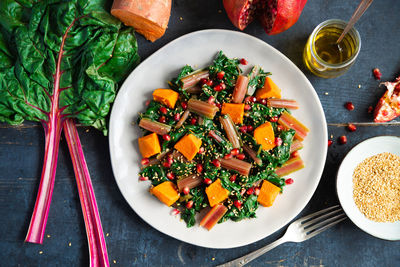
[217,236,288,267]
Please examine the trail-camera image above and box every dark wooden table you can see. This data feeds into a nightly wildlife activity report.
[1,1,400,266]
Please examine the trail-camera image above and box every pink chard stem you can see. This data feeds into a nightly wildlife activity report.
[64,119,109,267]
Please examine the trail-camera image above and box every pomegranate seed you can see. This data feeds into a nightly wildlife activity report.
[214,84,223,91]
[200,78,208,85]
[244,96,252,103]
[259,98,267,105]
[275,137,283,146]
[217,71,225,80]
[367,106,373,113]
[246,125,253,132]
[239,125,248,133]
[230,148,239,156]
[206,79,214,86]
[186,200,194,209]
[163,134,171,141]
[167,172,175,180]
[220,83,226,90]
[250,96,257,103]
[216,103,222,109]
[163,161,171,168]
[254,187,260,196]
[244,104,252,111]
[285,178,294,185]
[224,153,233,159]
[159,106,168,114]
[174,113,181,121]
[236,153,245,160]
[181,102,188,109]
[204,178,212,185]
[240,58,248,65]
[277,125,284,131]
[196,163,203,173]
[171,208,180,216]
[199,147,205,154]
[167,156,174,165]
[233,200,242,208]
[246,187,254,195]
[270,116,278,122]
[229,174,237,182]
[382,109,389,116]
[347,123,357,132]
[191,117,197,125]
[328,140,333,147]
[141,158,150,166]
[291,151,299,158]
[345,102,354,111]
[212,159,221,167]
[183,187,190,195]
[145,100,151,106]
[339,135,347,144]
[373,68,382,80]
[208,96,215,105]
[139,176,148,181]
[159,116,166,123]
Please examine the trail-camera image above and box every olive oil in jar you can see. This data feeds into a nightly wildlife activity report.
[303,19,360,78]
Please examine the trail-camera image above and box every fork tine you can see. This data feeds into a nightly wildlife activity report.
[304,213,347,233]
[304,216,347,240]
[302,208,342,228]
[295,205,340,224]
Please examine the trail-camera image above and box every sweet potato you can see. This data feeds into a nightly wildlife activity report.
[138,132,161,158]
[257,180,280,207]
[150,181,180,206]
[221,103,245,124]
[174,134,202,161]
[254,122,276,151]
[111,0,172,42]
[152,89,179,108]
[205,179,230,207]
[255,77,281,99]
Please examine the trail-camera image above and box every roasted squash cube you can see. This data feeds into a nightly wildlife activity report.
[254,122,276,151]
[205,179,230,207]
[257,180,281,207]
[150,181,180,206]
[221,103,244,124]
[153,89,179,108]
[255,77,281,99]
[138,132,161,158]
[174,134,202,161]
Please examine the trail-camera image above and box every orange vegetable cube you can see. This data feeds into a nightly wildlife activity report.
[205,179,230,207]
[150,181,180,206]
[153,89,179,108]
[255,77,281,99]
[221,103,245,124]
[257,180,281,207]
[174,134,202,161]
[254,122,276,151]
[138,132,161,158]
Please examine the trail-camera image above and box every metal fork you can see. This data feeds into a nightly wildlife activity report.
[217,205,347,267]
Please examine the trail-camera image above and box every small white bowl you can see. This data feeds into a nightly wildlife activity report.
[336,136,400,241]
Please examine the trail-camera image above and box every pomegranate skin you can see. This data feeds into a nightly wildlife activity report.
[223,0,259,30]
[260,0,308,35]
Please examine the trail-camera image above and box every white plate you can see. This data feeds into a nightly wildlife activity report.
[336,136,400,241]
[109,29,327,248]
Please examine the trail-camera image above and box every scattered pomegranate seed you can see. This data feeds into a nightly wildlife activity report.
[382,109,389,116]
[240,58,248,65]
[347,123,357,132]
[246,125,253,132]
[220,83,226,90]
[373,68,382,80]
[186,200,194,209]
[259,98,267,105]
[244,104,252,111]
[285,178,294,185]
[181,102,188,109]
[214,84,223,91]
[217,71,225,80]
[145,100,151,106]
[139,176,148,181]
[174,113,181,121]
[199,147,205,154]
[250,96,257,103]
[244,96,252,103]
[167,172,175,180]
[163,161,171,168]
[345,102,354,111]
[200,78,208,85]
[236,153,245,160]
[141,158,150,166]
[291,151,299,158]
[208,96,215,105]
[191,117,197,125]
[246,187,254,195]
[275,137,283,146]
[239,125,248,133]
[212,159,221,167]
[159,116,166,123]
[216,103,222,109]
[234,200,242,208]
[183,187,190,195]
[204,178,212,185]
[339,135,347,144]
[367,106,373,113]
[270,116,278,122]
[171,208,180,216]
[166,156,174,165]
[277,125,284,131]
[163,134,171,141]
[206,80,213,87]
[230,148,239,156]
[229,174,237,182]
[254,187,260,196]
[328,140,333,147]
[159,106,168,114]
[196,163,203,173]
[224,153,233,159]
